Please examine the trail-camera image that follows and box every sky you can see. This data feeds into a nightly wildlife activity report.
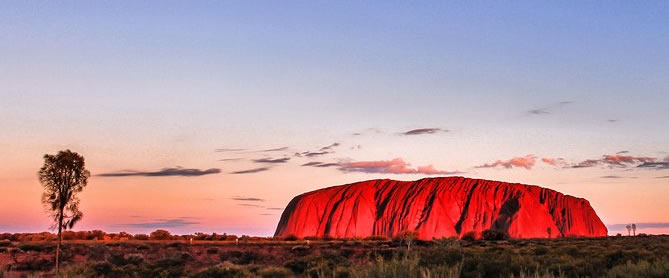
[1,1,668,236]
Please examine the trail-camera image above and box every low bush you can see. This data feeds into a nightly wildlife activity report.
[283,234,299,241]
[482,229,510,241]
[461,231,477,241]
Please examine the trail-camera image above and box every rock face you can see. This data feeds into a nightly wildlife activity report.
[275,177,607,239]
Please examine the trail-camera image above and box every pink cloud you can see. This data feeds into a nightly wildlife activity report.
[476,155,537,169]
[602,155,655,166]
[341,158,462,175]
[541,157,566,166]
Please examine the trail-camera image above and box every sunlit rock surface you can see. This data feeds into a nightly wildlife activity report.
[275,177,607,239]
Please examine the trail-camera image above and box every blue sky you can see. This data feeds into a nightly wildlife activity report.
[1,1,668,235]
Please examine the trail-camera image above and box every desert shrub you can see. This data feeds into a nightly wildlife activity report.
[134,234,149,240]
[88,244,109,260]
[284,259,309,274]
[481,229,510,241]
[206,247,219,254]
[237,250,264,265]
[149,253,191,278]
[136,244,150,251]
[607,259,669,278]
[259,266,293,278]
[290,245,311,256]
[419,247,464,268]
[365,235,389,241]
[461,231,477,241]
[150,229,172,240]
[283,234,299,241]
[90,230,107,240]
[17,242,55,252]
[534,246,549,256]
[370,247,395,260]
[0,240,12,247]
[166,241,184,249]
[350,255,462,278]
[220,250,243,262]
[191,265,254,278]
[13,257,54,271]
[62,231,76,240]
[108,251,144,266]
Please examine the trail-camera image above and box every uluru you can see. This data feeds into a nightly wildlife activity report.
[275,177,608,239]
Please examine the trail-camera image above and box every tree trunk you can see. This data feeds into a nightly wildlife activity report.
[56,211,63,274]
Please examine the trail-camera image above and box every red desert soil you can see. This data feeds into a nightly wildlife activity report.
[275,177,608,239]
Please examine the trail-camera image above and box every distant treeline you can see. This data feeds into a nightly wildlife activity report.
[0,230,264,242]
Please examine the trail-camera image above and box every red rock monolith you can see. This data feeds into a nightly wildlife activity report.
[274,177,607,239]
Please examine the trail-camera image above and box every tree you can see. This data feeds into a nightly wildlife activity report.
[150,229,172,240]
[38,150,90,273]
[626,224,632,236]
[398,230,418,251]
[631,224,636,236]
[547,227,552,239]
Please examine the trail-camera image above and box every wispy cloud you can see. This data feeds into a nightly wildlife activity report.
[600,175,637,179]
[656,176,669,179]
[572,154,657,169]
[116,218,199,229]
[253,157,290,163]
[238,203,264,208]
[295,143,340,157]
[230,167,270,174]
[352,128,383,136]
[616,150,629,154]
[266,207,283,210]
[319,143,340,151]
[302,161,341,167]
[218,147,290,154]
[476,155,536,169]
[637,162,669,169]
[527,101,573,116]
[402,128,447,136]
[218,158,243,162]
[340,158,462,175]
[215,148,246,152]
[258,147,289,152]
[98,167,221,177]
[232,197,264,202]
